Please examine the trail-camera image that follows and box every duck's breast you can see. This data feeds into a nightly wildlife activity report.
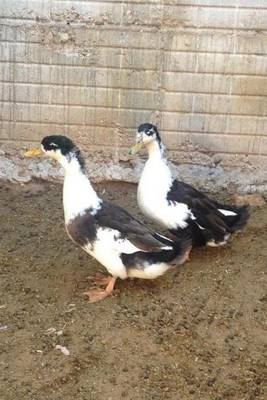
[137,161,190,229]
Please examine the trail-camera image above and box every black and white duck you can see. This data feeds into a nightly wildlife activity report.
[129,123,250,247]
[25,135,191,302]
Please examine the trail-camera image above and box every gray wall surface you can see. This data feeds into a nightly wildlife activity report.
[0,0,267,192]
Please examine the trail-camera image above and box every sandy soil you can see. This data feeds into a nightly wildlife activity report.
[0,180,266,400]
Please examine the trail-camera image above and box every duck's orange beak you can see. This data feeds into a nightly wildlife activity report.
[128,142,143,155]
[24,148,43,158]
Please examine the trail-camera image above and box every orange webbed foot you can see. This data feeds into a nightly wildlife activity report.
[83,276,117,303]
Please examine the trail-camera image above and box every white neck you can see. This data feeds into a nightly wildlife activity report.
[138,139,172,196]
[62,157,101,224]
[147,140,165,161]
[137,138,173,219]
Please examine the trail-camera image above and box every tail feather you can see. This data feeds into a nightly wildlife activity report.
[213,199,250,233]
[227,205,250,232]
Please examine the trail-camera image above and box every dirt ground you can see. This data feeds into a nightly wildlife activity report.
[0,180,266,400]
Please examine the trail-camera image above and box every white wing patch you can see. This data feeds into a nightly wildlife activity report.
[152,232,175,250]
[196,209,236,231]
[196,223,205,230]
[218,209,237,216]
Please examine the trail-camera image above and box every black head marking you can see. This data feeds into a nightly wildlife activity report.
[41,135,85,170]
[137,123,161,142]
[42,135,75,154]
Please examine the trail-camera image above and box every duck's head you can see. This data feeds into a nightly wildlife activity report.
[129,123,161,155]
[25,135,85,170]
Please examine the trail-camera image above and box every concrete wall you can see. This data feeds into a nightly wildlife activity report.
[0,0,267,193]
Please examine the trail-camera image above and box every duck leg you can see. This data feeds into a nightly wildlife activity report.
[83,276,117,303]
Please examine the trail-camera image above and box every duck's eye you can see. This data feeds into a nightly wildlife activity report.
[50,143,58,148]
[147,128,154,136]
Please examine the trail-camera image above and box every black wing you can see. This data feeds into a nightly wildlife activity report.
[167,180,229,235]
[95,201,173,252]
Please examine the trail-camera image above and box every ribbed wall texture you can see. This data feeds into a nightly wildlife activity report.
[0,1,267,190]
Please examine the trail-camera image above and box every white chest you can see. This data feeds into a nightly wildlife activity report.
[137,160,190,229]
